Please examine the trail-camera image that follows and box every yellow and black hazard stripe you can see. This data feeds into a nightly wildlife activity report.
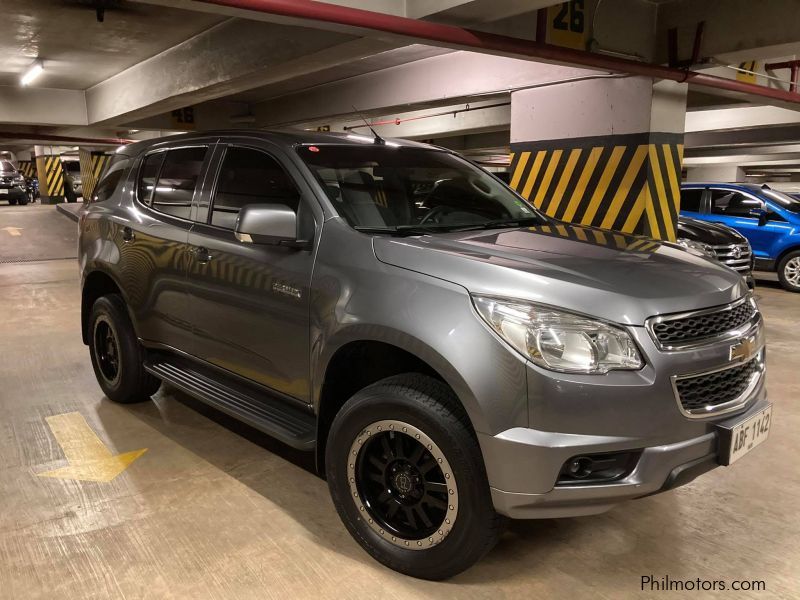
[526,222,661,254]
[80,150,113,201]
[509,132,683,241]
[16,160,36,178]
[35,155,65,199]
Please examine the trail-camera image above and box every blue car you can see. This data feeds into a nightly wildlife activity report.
[680,183,800,292]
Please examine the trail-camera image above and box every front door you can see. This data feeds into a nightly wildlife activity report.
[707,188,785,259]
[186,142,318,403]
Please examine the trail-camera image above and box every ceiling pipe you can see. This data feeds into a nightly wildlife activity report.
[197,0,800,106]
[0,131,133,146]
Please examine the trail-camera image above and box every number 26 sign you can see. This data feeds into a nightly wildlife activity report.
[547,1,588,50]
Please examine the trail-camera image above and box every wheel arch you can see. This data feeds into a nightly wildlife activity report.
[81,269,129,344]
[313,334,480,475]
[775,243,800,269]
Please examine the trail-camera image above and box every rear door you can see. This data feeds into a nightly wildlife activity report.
[124,143,213,352]
[186,139,320,403]
[678,187,705,219]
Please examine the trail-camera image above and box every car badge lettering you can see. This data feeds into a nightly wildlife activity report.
[272,280,301,299]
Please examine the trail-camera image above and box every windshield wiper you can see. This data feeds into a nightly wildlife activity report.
[354,217,545,237]
[354,223,464,237]
[454,216,545,231]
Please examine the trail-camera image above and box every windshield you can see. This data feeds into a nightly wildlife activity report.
[297,144,542,232]
[0,160,15,172]
[762,188,800,213]
[64,161,81,173]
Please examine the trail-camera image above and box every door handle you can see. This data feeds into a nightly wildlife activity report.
[191,246,213,264]
[122,226,135,242]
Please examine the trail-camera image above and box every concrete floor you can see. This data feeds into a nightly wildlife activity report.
[0,206,798,599]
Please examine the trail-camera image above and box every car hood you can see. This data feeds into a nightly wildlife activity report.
[372,223,748,326]
[677,216,746,245]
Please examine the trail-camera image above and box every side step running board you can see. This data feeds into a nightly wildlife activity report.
[145,356,316,451]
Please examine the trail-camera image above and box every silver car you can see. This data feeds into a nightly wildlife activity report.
[78,131,771,579]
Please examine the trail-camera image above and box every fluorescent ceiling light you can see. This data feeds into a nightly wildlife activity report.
[21,59,43,86]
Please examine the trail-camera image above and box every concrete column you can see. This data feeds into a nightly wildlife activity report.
[509,77,687,241]
[15,149,36,180]
[34,145,65,205]
[685,165,746,182]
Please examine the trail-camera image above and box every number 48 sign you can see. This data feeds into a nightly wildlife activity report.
[170,107,196,130]
[547,1,588,50]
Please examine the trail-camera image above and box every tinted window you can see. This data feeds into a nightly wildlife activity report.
[710,190,763,218]
[297,145,540,230]
[150,147,207,219]
[137,152,165,205]
[680,188,703,212]
[90,157,130,203]
[0,160,14,171]
[209,147,300,229]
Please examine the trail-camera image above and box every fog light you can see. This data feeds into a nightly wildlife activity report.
[566,457,593,479]
[557,451,642,485]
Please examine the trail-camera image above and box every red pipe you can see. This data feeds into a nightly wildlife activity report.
[765,59,800,93]
[0,131,132,146]
[198,0,800,105]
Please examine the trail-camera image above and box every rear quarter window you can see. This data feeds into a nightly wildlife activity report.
[89,157,131,203]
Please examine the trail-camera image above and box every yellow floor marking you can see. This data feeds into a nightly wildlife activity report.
[37,412,147,483]
[1,227,23,236]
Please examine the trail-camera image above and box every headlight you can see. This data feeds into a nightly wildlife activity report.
[472,296,643,374]
[676,238,717,259]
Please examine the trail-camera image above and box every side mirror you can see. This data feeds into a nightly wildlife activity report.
[235,204,309,248]
[748,207,767,226]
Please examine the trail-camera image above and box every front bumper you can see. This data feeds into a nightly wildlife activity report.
[481,396,769,519]
[0,186,26,201]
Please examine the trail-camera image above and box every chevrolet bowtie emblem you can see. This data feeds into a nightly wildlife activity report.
[730,336,757,362]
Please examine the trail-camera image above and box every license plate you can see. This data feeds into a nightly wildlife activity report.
[0,189,7,194]
[718,404,772,465]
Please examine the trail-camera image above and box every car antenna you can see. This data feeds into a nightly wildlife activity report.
[352,105,385,145]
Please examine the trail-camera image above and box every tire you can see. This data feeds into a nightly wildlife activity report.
[88,294,161,403]
[325,373,504,580]
[777,250,800,293]
[8,199,17,206]
[18,197,28,206]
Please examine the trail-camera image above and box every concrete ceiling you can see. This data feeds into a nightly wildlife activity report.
[223,44,454,104]
[3,0,800,179]
[0,0,223,89]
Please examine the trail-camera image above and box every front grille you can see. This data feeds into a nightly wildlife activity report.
[712,243,752,273]
[650,298,757,347]
[675,355,762,415]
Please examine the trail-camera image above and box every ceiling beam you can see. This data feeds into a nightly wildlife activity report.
[85,18,395,125]
[0,86,87,127]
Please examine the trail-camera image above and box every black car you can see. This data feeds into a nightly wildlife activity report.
[676,216,754,288]
[0,160,29,205]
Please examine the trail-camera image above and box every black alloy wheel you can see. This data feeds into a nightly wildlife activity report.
[93,317,121,384]
[326,374,504,580]
[352,421,455,545]
[88,294,161,403]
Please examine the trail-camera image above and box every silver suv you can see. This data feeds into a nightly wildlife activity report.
[78,131,771,579]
